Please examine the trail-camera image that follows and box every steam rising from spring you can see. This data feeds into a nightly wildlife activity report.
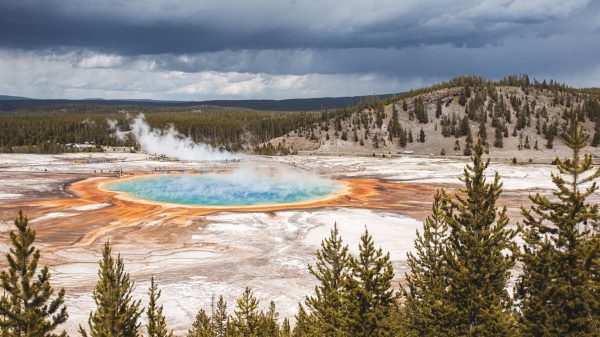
[108,114,239,161]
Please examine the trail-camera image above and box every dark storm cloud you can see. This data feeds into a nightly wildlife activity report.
[0,0,594,54]
[0,0,599,100]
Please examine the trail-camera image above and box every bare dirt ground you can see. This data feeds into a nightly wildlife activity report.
[0,152,597,335]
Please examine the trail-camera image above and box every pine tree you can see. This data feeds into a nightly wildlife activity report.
[463,128,473,156]
[419,128,425,143]
[592,122,600,147]
[305,224,352,337]
[398,128,407,147]
[80,242,142,337]
[147,277,172,337]
[460,115,469,137]
[280,318,291,337]
[403,190,454,336]
[444,140,519,336]
[517,120,600,336]
[346,229,397,337]
[293,305,315,337]
[436,99,443,118]
[211,296,228,337]
[494,127,503,148]
[234,287,260,336]
[478,113,487,145]
[0,211,68,337]
[187,310,213,337]
[259,301,280,337]
[459,89,467,106]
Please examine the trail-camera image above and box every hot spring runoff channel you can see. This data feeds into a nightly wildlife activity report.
[104,173,344,206]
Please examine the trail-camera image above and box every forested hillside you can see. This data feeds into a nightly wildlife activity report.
[269,75,600,159]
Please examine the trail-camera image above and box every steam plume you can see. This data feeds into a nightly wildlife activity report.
[108,114,240,161]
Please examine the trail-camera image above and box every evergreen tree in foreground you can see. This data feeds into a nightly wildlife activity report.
[517,120,600,336]
[80,242,142,337]
[233,287,260,336]
[404,190,454,337]
[211,296,228,337]
[346,229,397,337]
[187,310,213,337]
[0,211,68,337]
[147,277,173,337]
[305,223,352,337]
[293,305,314,337]
[444,140,519,336]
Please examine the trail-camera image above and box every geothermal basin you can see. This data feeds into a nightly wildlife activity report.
[103,172,345,207]
[1,153,592,336]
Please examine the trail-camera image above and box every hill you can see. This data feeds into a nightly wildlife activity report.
[263,75,600,161]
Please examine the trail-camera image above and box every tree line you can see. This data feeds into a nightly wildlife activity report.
[0,125,598,337]
[0,107,322,154]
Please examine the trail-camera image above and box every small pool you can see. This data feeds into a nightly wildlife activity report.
[104,173,344,207]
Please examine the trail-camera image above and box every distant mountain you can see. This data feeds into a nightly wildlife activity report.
[0,95,33,100]
[0,94,395,112]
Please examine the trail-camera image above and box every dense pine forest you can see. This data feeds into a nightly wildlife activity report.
[1,121,597,336]
[2,75,600,156]
[0,106,321,154]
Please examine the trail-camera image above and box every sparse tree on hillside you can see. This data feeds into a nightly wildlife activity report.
[478,113,487,145]
[419,128,426,143]
[494,127,503,148]
[0,211,68,337]
[399,128,407,147]
[414,99,428,124]
[459,89,467,106]
[463,128,473,156]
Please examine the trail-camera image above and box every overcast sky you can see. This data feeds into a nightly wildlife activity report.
[0,0,599,100]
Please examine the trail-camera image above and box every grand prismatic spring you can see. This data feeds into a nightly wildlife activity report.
[103,172,345,207]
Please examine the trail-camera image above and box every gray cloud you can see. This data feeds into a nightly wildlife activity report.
[0,0,593,53]
[0,0,599,99]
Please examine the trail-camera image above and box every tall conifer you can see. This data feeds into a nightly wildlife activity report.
[147,277,172,337]
[187,310,213,337]
[444,140,519,336]
[80,242,142,337]
[346,229,396,337]
[0,211,68,337]
[305,223,351,337]
[211,296,228,337]
[233,288,260,336]
[404,190,454,336]
[517,120,600,336]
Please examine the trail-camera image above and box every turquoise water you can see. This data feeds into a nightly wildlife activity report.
[105,173,342,206]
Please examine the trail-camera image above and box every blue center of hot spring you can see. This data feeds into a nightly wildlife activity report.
[104,173,343,206]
